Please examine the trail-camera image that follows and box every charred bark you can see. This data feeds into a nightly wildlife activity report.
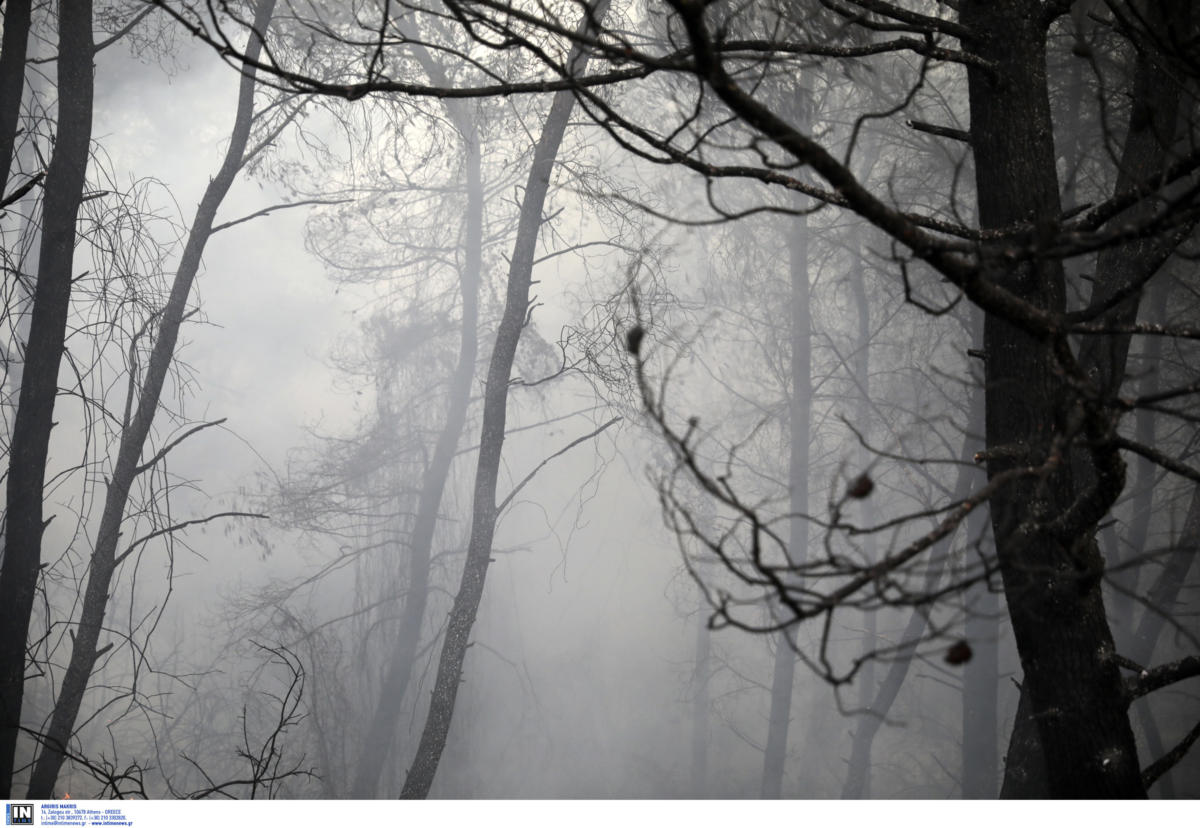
[24,0,275,797]
[0,1,94,797]
[0,0,31,201]
[985,0,1193,798]
[964,0,1143,798]
[398,3,610,798]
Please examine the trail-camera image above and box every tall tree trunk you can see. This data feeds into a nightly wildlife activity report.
[1074,9,1189,657]
[689,604,711,796]
[964,0,1145,797]
[24,0,275,796]
[0,1,94,797]
[760,210,810,799]
[761,637,796,798]
[350,108,482,799]
[0,0,31,201]
[849,239,877,798]
[983,1,1191,797]
[398,3,609,798]
[2,183,41,423]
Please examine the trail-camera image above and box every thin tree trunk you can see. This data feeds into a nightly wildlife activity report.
[398,3,609,798]
[0,1,94,797]
[349,107,482,799]
[849,239,877,798]
[2,183,41,427]
[760,209,810,799]
[25,0,275,796]
[689,605,711,796]
[761,636,796,798]
[0,0,31,201]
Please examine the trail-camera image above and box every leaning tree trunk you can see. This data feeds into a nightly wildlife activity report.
[398,3,610,798]
[24,0,276,797]
[0,1,94,797]
[349,104,482,799]
[963,0,1144,798]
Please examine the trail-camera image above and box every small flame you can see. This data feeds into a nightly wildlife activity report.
[62,793,71,799]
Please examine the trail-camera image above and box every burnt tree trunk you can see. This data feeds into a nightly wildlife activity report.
[964,0,1143,798]
[350,102,483,799]
[398,3,609,798]
[980,0,1192,798]
[0,1,94,797]
[24,0,276,797]
[0,0,31,201]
